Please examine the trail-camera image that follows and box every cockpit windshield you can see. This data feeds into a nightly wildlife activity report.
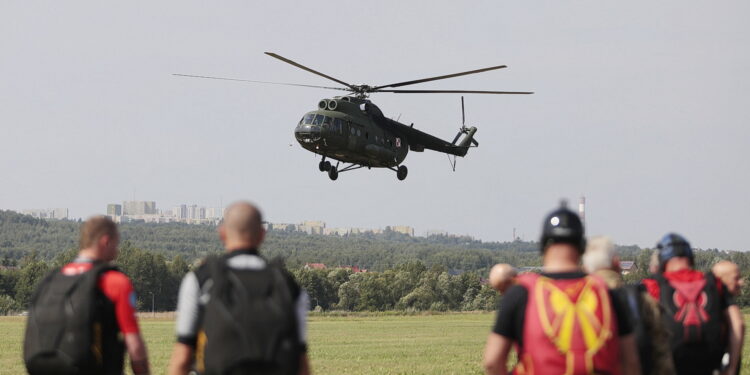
[312,114,324,125]
[303,113,315,124]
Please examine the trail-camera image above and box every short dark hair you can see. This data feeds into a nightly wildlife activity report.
[79,216,118,249]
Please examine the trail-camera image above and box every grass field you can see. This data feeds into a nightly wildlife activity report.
[0,313,492,375]
[2,312,750,374]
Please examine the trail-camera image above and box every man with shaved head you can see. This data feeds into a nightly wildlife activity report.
[713,260,744,297]
[169,201,311,375]
[488,264,517,294]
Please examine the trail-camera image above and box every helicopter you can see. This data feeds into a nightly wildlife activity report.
[175,52,532,181]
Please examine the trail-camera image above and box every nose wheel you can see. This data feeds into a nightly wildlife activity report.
[397,165,408,181]
[319,160,332,172]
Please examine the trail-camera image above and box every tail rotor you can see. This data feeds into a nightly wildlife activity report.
[451,96,479,147]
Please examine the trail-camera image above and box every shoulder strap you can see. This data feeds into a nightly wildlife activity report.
[205,255,229,293]
[29,267,63,306]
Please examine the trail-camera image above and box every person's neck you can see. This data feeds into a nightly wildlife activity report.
[77,248,102,261]
[542,246,581,273]
[543,262,581,273]
[225,242,257,252]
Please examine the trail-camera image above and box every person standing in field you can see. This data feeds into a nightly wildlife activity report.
[712,260,746,375]
[23,216,150,375]
[483,202,641,375]
[712,260,744,297]
[488,263,517,294]
[642,234,744,375]
[583,236,675,375]
[168,201,311,375]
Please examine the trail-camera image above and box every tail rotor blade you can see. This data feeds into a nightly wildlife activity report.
[461,96,465,127]
[471,139,479,146]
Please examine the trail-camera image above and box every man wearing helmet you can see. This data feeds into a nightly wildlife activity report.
[483,202,641,375]
[641,233,743,375]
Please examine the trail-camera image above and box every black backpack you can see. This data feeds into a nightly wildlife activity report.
[23,263,124,375]
[198,256,301,375]
[656,272,724,374]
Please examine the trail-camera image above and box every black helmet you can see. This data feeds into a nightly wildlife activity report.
[657,233,693,269]
[540,201,586,253]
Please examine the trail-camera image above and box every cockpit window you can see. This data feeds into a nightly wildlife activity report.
[303,113,315,124]
[312,114,324,125]
[322,116,332,126]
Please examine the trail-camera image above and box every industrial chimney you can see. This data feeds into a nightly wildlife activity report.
[578,196,586,226]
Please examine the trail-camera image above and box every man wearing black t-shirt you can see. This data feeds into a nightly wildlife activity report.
[483,202,641,375]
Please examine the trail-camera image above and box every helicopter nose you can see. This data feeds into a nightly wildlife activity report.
[295,124,323,144]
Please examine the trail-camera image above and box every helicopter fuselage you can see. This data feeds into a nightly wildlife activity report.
[294,96,409,168]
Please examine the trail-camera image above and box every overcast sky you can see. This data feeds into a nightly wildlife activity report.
[2,1,748,250]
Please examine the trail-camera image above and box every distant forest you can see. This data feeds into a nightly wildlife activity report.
[2,209,749,313]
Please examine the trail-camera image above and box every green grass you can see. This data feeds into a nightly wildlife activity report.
[3,313,750,374]
[0,313,492,375]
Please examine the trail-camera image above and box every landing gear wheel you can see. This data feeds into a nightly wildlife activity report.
[328,167,339,181]
[397,165,408,181]
[318,160,332,172]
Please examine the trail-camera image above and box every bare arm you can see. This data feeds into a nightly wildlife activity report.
[168,342,194,375]
[124,333,150,375]
[619,334,641,375]
[483,333,512,375]
[723,305,744,375]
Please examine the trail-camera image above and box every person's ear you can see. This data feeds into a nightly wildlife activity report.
[218,225,227,244]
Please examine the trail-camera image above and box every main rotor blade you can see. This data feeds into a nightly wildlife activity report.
[377,89,534,94]
[373,65,507,90]
[172,74,350,91]
[265,52,355,90]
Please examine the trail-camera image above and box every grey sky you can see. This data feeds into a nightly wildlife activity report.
[2,1,748,250]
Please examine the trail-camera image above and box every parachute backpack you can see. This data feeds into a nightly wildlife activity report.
[197,256,301,375]
[23,263,123,375]
[655,271,724,369]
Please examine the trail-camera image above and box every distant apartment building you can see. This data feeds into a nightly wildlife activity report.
[107,204,122,217]
[51,208,68,219]
[270,223,297,232]
[122,201,156,215]
[324,227,350,236]
[172,204,187,220]
[391,225,414,236]
[205,207,223,219]
[21,208,68,220]
[298,220,326,235]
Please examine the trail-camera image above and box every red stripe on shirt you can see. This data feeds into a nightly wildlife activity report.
[61,262,140,334]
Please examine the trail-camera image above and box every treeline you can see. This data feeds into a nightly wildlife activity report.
[0,242,189,314]
[292,262,499,312]
[2,210,750,312]
[1,243,498,314]
[0,209,545,273]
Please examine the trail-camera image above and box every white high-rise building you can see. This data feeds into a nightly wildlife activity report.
[173,204,187,219]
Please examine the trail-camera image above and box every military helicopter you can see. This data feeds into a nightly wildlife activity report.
[175,52,532,181]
